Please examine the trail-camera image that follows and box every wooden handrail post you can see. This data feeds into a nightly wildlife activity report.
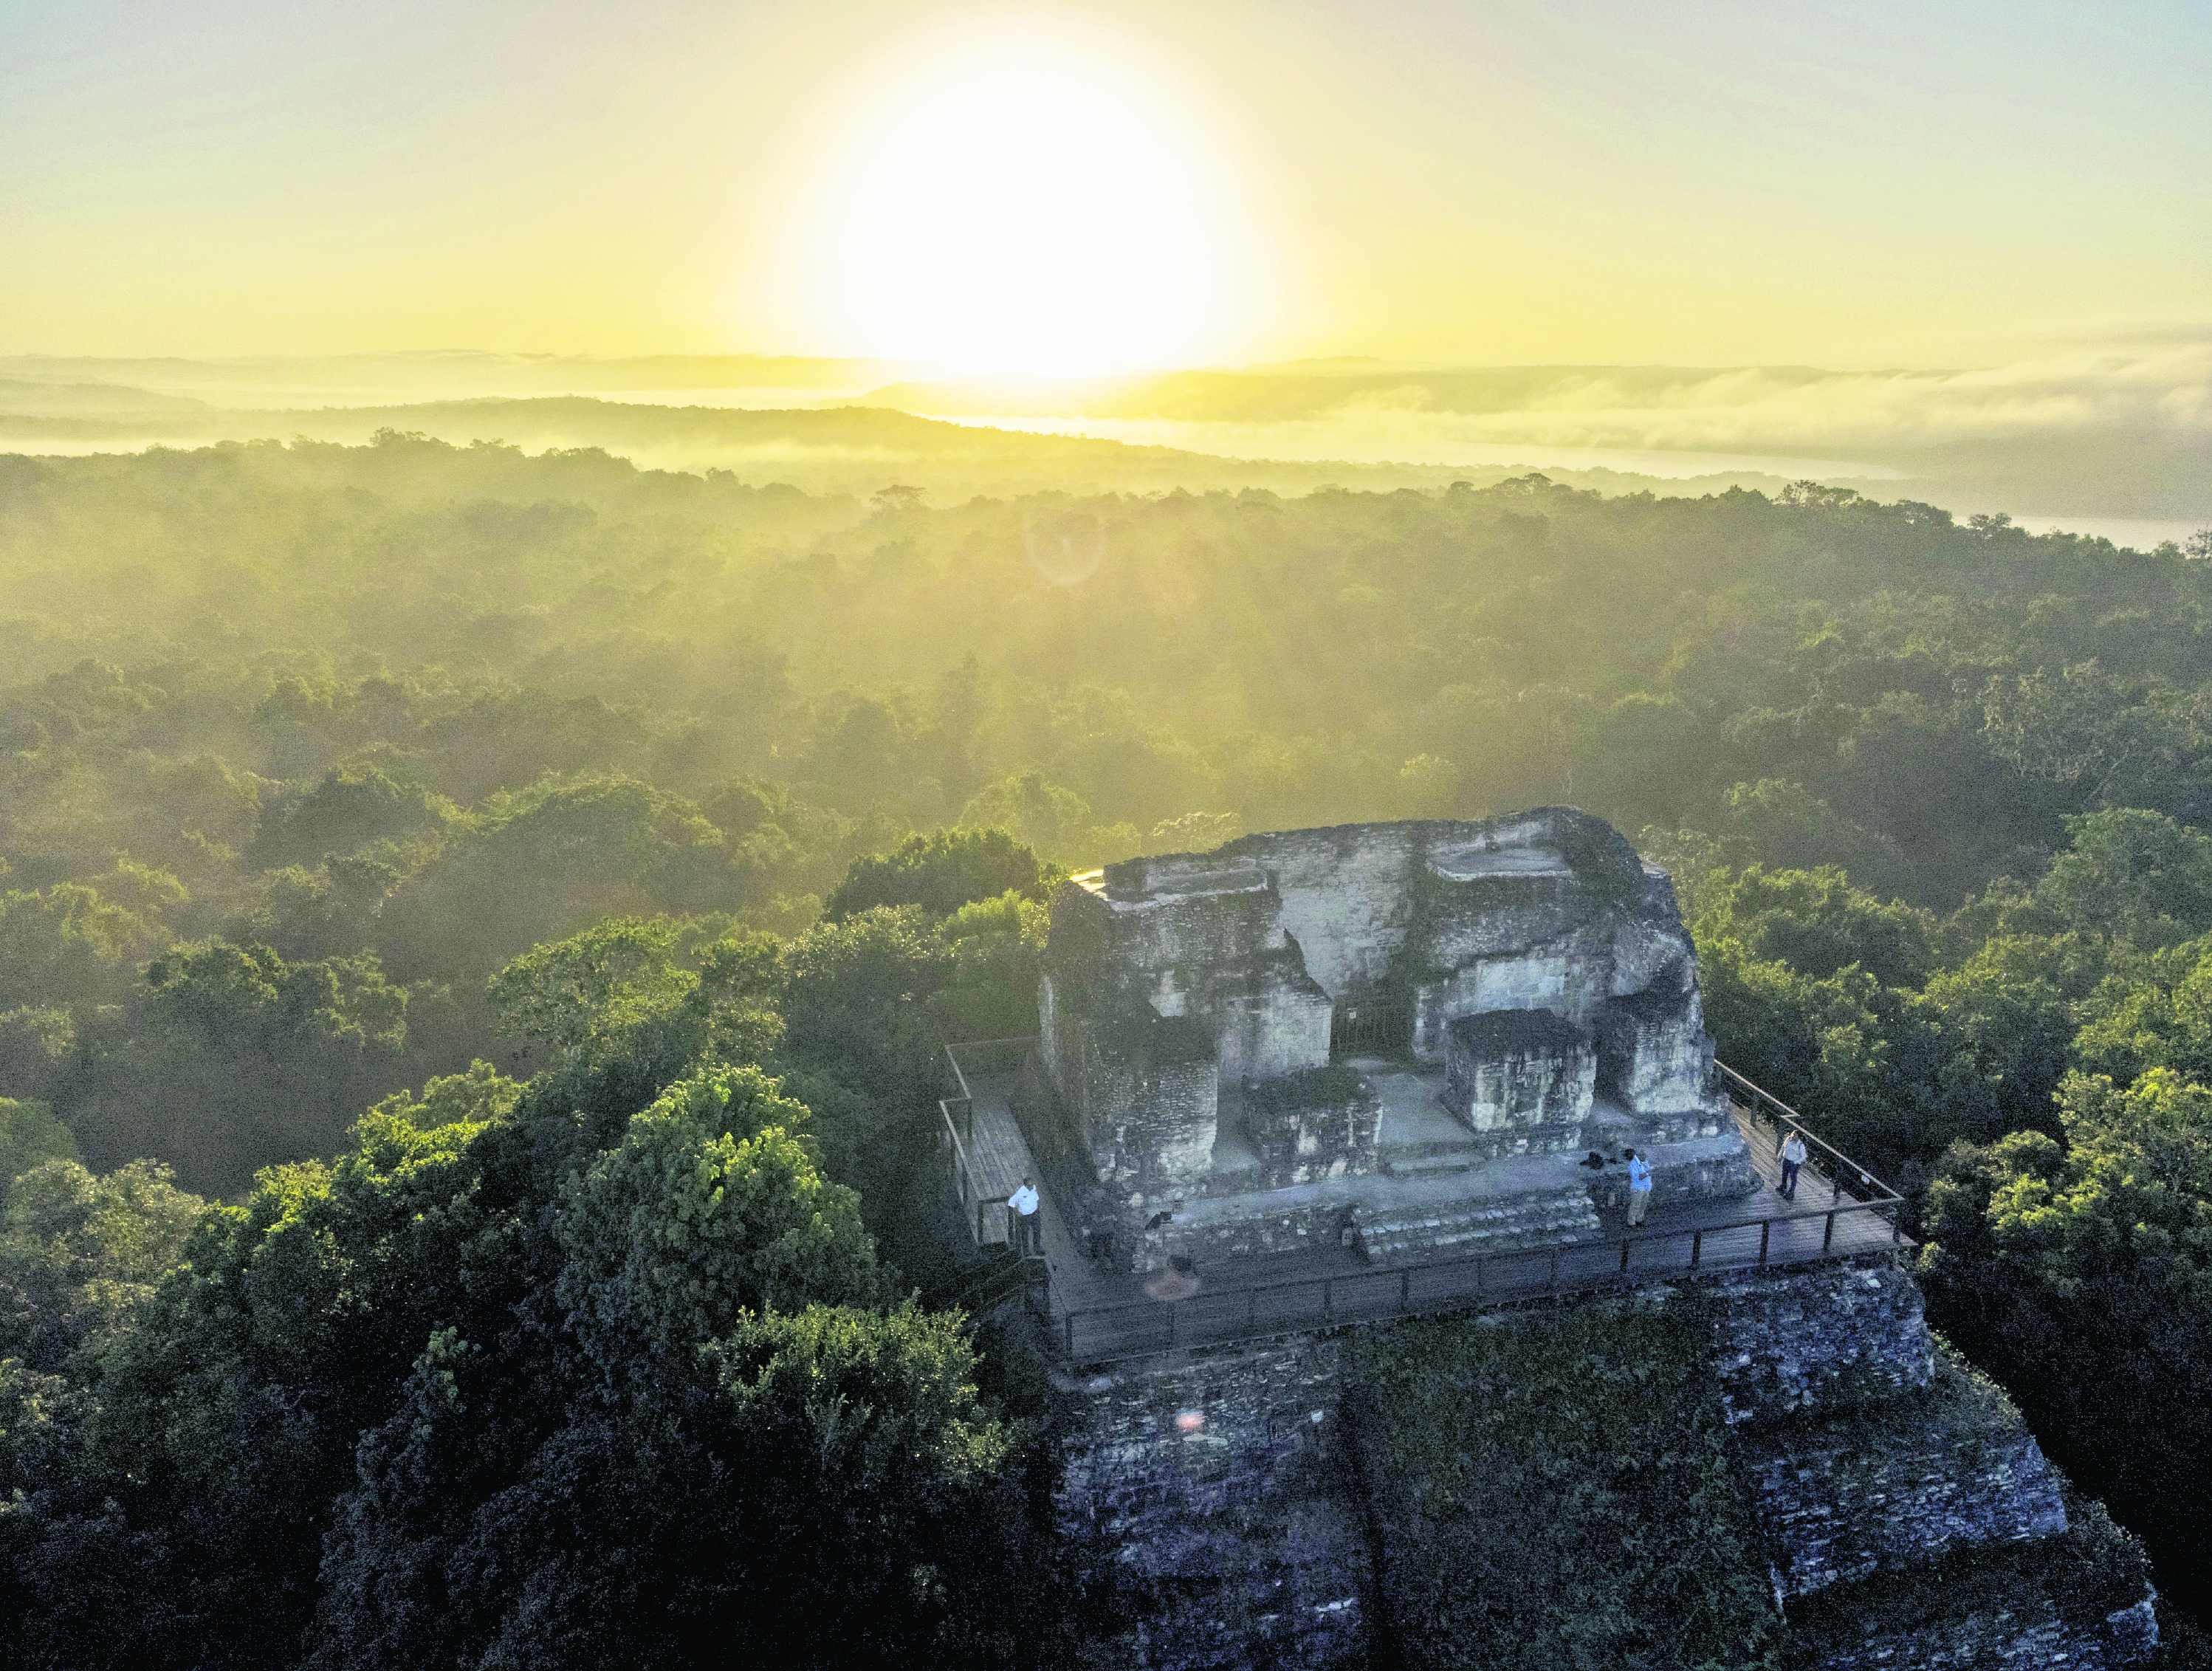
[1619,1237,1632,1274]
[1759,1219,1771,1266]
[1823,1210,1836,1252]
[1691,1228,1703,1269]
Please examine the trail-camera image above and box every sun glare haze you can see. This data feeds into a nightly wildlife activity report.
[6,5,2212,1668]
[774,29,1260,376]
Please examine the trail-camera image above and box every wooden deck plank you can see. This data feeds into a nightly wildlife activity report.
[964,1091,1034,1205]
[958,1067,1909,1362]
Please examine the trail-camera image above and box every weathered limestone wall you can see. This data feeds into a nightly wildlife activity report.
[1440,1009,1595,1143]
[1801,1577,2153,1671]
[1709,1261,2158,1667]
[1056,1338,1369,1671]
[1353,1182,1601,1263]
[1212,966,1335,1085]
[1038,812,1754,1255]
[1739,1354,2069,1598]
[1136,1197,1361,1269]
[1596,967,1713,1114]
[1045,1257,2157,1670]
[1039,987,1220,1202]
[1234,1074,1379,1190]
[1708,1262,1936,1424]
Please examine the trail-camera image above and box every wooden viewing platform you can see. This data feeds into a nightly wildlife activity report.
[939,1043,1910,1365]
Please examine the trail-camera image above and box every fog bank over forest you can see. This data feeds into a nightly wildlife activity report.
[1,343,2204,534]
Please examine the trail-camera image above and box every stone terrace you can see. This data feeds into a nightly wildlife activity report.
[956,1054,1909,1365]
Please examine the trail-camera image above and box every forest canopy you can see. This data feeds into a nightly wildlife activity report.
[8,436,2212,1661]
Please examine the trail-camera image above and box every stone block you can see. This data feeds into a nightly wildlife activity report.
[1738,1350,2068,1599]
[1440,1007,1596,1136]
[1237,1067,1378,1187]
[1055,1339,1369,1670]
[1036,812,1759,1275]
[1709,1260,1935,1424]
[1596,972,1713,1114]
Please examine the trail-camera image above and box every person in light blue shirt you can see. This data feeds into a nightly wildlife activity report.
[1624,1149,1653,1226]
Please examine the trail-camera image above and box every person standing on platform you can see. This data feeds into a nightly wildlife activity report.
[1624,1149,1652,1226]
[1008,1176,1042,1255]
[1780,1130,1807,1201]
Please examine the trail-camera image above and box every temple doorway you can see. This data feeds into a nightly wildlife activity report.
[1330,999,1410,1058]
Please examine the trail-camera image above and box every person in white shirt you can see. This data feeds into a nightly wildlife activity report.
[1780,1131,1808,1201]
[1008,1176,1042,1255]
[1624,1149,1653,1226]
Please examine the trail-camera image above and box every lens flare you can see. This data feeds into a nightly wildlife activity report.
[774,29,1260,376]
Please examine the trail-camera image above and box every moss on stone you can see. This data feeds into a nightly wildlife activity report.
[1248,1063,1369,1116]
[1344,1290,1782,1670]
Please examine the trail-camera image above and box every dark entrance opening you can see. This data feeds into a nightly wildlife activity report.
[1330,1000,1411,1059]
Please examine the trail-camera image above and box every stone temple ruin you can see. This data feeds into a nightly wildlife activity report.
[980,812,2159,1670]
[1026,807,1759,1272]
[994,813,2160,1670]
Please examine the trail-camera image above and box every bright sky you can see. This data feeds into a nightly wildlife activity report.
[4,0,2207,373]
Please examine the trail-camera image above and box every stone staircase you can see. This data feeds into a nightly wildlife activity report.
[1353,1184,1600,1264]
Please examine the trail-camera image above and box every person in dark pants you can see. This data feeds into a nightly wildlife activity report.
[1008,1176,1042,1255]
[1780,1131,1807,1201]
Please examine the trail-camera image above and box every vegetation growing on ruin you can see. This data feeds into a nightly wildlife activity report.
[1782,1485,2153,1667]
[1346,1297,1782,1671]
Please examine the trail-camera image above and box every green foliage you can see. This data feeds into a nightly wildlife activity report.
[778,905,949,1105]
[932,891,1050,1042]
[1920,1067,2212,1601]
[0,1156,202,1372]
[379,773,746,984]
[1689,863,1934,986]
[148,938,409,1053]
[11,420,2212,1659]
[1348,1299,1780,1670]
[0,1097,77,1201]
[0,882,169,1010]
[2073,935,2212,1085]
[825,826,1050,922]
[2036,808,2212,947]
[487,915,695,1049]
[258,761,451,866]
[555,1067,882,1376]
[959,772,1136,865]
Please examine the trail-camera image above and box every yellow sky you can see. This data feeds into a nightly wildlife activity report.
[4,1,2206,371]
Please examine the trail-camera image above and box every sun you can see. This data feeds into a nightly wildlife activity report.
[775,30,1257,378]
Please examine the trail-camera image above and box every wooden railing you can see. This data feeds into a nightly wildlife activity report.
[938,1037,1040,1248]
[944,1037,1034,1099]
[1046,1058,1907,1365]
[1053,1195,1904,1364]
[937,1095,1000,1248]
[940,1253,1051,1334]
[1715,1060,1900,1202]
